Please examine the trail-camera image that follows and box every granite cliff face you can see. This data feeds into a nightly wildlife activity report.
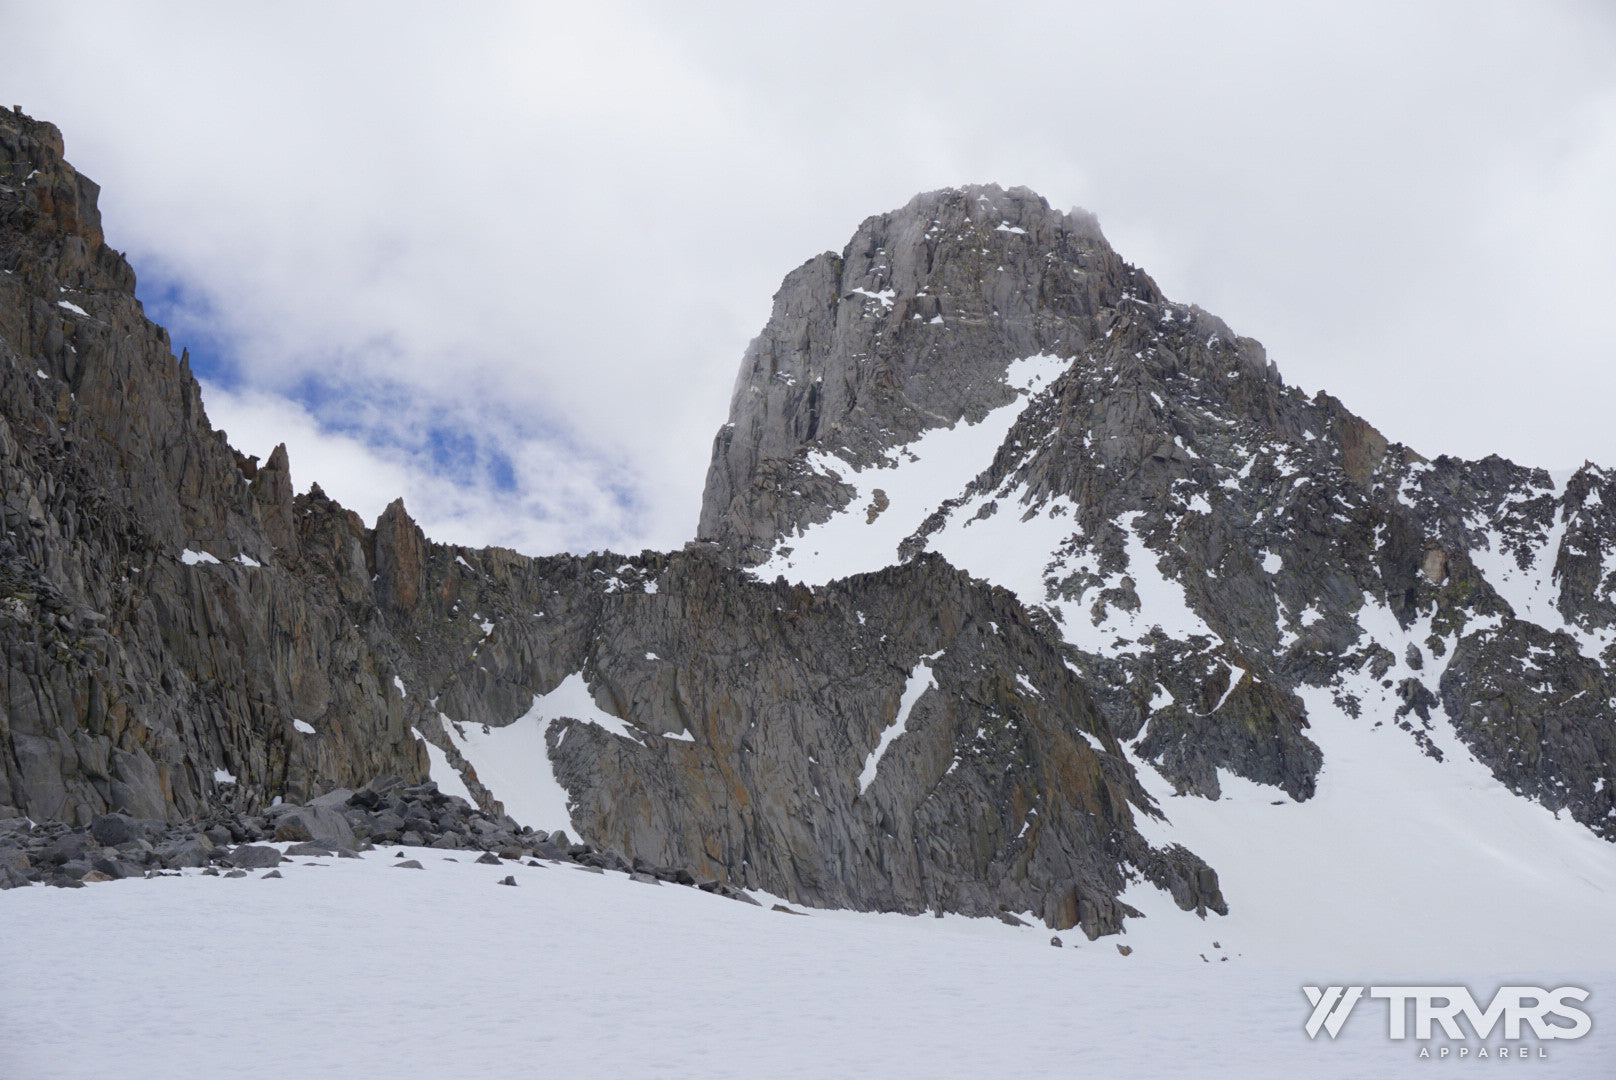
[704,184,1616,840]
[0,110,436,824]
[380,541,1222,930]
[0,112,1221,933]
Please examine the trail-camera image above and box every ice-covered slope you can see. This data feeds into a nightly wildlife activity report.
[5,846,1612,1079]
[439,673,649,833]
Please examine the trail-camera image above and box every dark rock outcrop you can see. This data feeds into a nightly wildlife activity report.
[0,109,432,825]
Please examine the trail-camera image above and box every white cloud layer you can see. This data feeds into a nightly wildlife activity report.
[2,1,1614,553]
[199,382,642,556]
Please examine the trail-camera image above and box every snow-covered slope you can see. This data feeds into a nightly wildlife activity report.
[5,846,1611,1079]
[754,353,1068,583]
[437,673,654,834]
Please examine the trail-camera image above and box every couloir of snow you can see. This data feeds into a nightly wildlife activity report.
[437,674,605,834]
[931,499,1222,654]
[858,653,938,793]
[411,727,476,806]
[437,672,695,838]
[754,353,1068,584]
[1120,674,1616,970]
[5,840,1611,1079]
[1469,515,1616,660]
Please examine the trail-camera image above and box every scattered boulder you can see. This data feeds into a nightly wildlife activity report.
[368,811,405,836]
[272,819,312,843]
[90,857,136,880]
[157,839,211,869]
[226,845,283,869]
[89,814,137,847]
[364,775,408,797]
[309,788,353,809]
[394,859,423,870]
[267,804,354,850]
[42,834,88,865]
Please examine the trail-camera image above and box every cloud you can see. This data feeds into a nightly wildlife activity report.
[202,382,641,555]
[3,1,1615,553]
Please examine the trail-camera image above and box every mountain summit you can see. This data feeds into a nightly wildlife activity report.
[700,184,1140,561]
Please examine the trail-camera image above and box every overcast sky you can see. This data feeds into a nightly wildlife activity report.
[4,1,1614,556]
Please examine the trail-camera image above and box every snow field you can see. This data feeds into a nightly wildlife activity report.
[6,842,1608,1079]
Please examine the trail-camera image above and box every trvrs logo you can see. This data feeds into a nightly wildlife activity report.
[1303,985,1591,1054]
[1304,986,1365,1039]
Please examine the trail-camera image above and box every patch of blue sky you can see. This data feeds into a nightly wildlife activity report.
[133,257,647,547]
[134,270,239,387]
[137,265,630,513]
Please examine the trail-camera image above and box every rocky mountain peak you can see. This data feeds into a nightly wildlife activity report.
[698,183,1159,563]
[714,184,1616,845]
